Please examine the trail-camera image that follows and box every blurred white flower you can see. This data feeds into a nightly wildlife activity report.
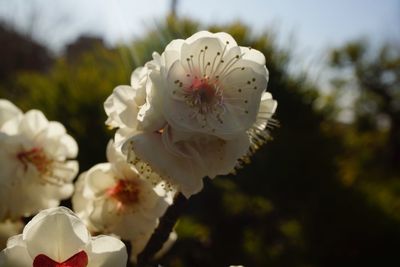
[0,220,23,250]
[72,141,172,259]
[105,31,277,198]
[0,105,78,220]
[0,207,127,267]
[0,99,22,128]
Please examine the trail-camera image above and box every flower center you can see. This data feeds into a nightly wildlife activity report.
[33,250,88,267]
[17,147,52,174]
[107,179,140,207]
[184,77,223,114]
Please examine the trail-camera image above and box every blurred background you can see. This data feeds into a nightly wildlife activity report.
[0,0,400,266]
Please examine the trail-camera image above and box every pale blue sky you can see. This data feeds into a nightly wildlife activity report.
[0,0,398,54]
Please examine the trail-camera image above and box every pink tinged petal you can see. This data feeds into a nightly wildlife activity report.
[0,99,22,127]
[0,234,32,267]
[19,110,49,137]
[87,235,127,267]
[163,61,205,133]
[104,85,138,129]
[24,207,90,263]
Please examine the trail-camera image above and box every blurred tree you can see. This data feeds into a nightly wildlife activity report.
[330,41,400,168]
[0,22,53,80]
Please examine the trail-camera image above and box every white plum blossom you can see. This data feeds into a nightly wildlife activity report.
[0,207,127,267]
[158,31,271,138]
[72,141,172,260]
[105,31,277,197]
[0,220,23,250]
[0,102,78,220]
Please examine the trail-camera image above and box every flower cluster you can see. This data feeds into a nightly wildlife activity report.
[0,207,127,267]
[0,99,79,220]
[105,31,277,197]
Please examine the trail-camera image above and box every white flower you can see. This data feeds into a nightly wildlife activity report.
[72,141,172,259]
[157,31,270,139]
[0,221,23,250]
[0,106,78,220]
[123,127,250,197]
[0,207,127,267]
[105,31,277,198]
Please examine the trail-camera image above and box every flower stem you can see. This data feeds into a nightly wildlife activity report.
[136,192,188,267]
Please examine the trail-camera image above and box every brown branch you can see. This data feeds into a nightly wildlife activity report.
[136,192,188,267]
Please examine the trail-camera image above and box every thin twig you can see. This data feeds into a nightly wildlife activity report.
[136,192,188,267]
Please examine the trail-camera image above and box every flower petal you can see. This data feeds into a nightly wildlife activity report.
[87,235,127,267]
[0,99,22,128]
[24,207,90,262]
[0,234,32,267]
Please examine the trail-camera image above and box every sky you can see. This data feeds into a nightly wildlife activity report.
[0,0,398,53]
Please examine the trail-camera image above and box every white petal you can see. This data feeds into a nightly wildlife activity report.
[106,139,125,164]
[71,173,90,216]
[214,32,238,47]
[180,37,224,75]
[254,92,277,130]
[0,99,22,128]
[163,39,184,70]
[87,235,127,267]
[84,163,115,198]
[0,234,32,267]
[136,71,167,132]
[0,115,21,135]
[18,110,49,137]
[124,132,205,198]
[104,85,138,129]
[240,46,266,65]
[24,207,90,262]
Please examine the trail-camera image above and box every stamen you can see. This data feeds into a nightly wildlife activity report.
[107,179,140,208]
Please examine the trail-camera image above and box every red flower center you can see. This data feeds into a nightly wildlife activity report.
[33,250,88,267]
[17,147,52,174]
[107,179,140,207]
